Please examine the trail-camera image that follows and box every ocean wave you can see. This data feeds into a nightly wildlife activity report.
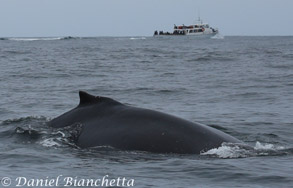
[211,33,224,39]
[266,63,293,69]
[187,54,235,62]
[130,37,146,40]
[201,142,290,158]
[8,37,62,41]
[6,36,77,41]
[60,36,79,40]
[1,116,48,126]
[39,137,63,147]
[14,125,79,148]
[0,116,82,149]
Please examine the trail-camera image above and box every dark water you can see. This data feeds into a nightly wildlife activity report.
[0,36,293,188]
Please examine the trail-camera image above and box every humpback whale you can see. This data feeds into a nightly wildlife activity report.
[48,91,241,154]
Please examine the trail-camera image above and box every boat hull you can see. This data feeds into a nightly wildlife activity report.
[153,32,218,38]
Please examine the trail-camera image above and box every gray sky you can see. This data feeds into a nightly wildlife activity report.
[1,0,292,37]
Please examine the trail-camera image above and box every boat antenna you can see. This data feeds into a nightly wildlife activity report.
[198,9,200,22]
[197,8,202,24]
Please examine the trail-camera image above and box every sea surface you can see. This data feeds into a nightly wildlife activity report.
[0,36,292,188]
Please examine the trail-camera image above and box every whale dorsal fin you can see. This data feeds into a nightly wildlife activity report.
[79,91,98,105]
[78,91,122,106]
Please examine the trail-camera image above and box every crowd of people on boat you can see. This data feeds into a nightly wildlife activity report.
[153,30,186,36]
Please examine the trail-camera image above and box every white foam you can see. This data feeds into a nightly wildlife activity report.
[130,37,146,40]
[201,142,286,158]
[254,141,285,150]
[9,37,62,41]
[51,131,66,137]
[39,138,61,147]
[211,34,224,39]
[201,143,249,158]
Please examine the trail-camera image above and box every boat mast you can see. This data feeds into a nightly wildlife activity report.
[197,9,202,24]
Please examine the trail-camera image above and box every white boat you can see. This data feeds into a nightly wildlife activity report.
[154,17,218,36]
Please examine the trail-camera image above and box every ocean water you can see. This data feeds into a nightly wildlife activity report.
[0,36,292,188]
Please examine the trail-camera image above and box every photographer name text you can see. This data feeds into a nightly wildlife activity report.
[1,175,135,187]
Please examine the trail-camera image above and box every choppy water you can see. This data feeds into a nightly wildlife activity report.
[0,36,293,188]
